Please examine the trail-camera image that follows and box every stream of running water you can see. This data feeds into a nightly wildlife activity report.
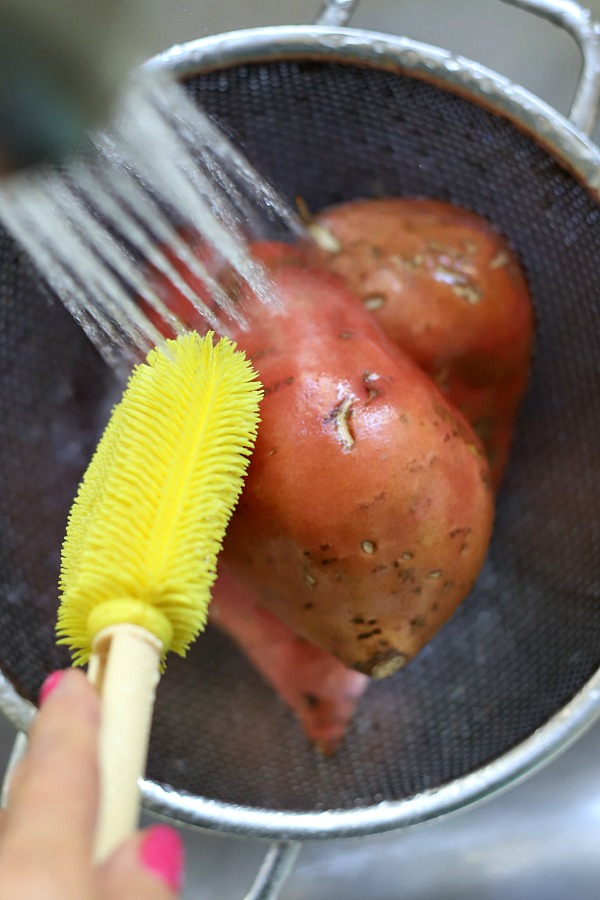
[0,70,305,369]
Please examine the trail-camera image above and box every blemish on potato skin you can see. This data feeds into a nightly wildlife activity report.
[320,557,338,565]
[328,396,355,450]
[303,692,320,709]
[357,628,382,640]
[251,346,277,360]
[427,239,458,257]
[461,239,478,255]
[358,491,386,510]
[432,401,475,446]
[451,283,483,305]
[360,649,408,679]
[361,540,376,554]
[309,223,343,254]
[392,252,424,270]
[352,616,365,625]
[363,295,386,311]
[449,527,472,553]
[263,376,295,395]
[303,571,317,589]
[362,371,382,402]
[304,602,315,610]
[398,567,415,583]
[490,250,509,269]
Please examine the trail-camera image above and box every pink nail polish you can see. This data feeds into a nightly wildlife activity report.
[140,825,184,893]
[39,670,66,705]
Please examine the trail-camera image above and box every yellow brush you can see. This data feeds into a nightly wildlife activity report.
[56,331,262,861]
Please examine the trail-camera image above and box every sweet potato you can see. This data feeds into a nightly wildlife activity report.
[215,244,495,676]
[303,198,534,488]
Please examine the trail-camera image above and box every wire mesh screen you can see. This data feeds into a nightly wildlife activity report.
[0,58,599,815]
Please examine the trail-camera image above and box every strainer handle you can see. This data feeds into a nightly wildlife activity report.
[242,841,301,900]
[315,0,360,27]
[315,0,600,136]
[501,0,600,135]
[1,730,28,808]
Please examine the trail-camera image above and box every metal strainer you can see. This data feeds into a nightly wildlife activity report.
[1,0,600,896]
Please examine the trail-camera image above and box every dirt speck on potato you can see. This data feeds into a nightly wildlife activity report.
[367,650,409,679]
[363,295,386,310]
[303,692,321,709]
[490,250,509,269]
[303,570,317,589]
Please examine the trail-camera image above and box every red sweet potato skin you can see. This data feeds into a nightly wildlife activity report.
[210,569,368,755]
[219,249,494,677]
[304,198,534,488]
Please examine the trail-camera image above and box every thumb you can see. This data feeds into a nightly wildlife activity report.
[97,824,185,900]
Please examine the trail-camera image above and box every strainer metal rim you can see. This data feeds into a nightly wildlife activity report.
[143,24,600,183]
[142,666,600,839]
[3,22,600,842]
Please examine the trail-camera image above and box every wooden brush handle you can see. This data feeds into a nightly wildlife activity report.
[88,624,163,862]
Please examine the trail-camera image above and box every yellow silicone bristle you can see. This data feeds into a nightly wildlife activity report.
[56,331,262,666]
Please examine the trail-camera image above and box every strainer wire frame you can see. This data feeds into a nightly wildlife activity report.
[2,0,600,897]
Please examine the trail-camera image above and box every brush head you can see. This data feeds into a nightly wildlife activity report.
[57,331,262,665]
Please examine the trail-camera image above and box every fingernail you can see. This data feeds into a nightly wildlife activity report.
[140,825,184,893]
[39,670,67,705]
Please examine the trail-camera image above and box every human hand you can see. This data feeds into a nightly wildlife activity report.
[0,668,184,900]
